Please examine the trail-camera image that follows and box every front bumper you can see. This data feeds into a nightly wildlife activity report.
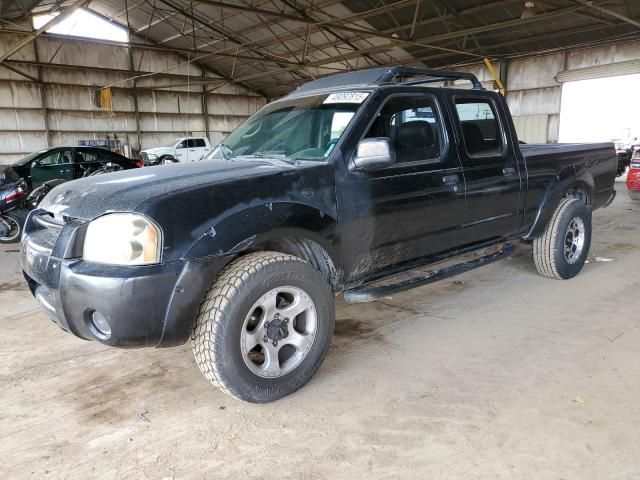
[21,211,230,348]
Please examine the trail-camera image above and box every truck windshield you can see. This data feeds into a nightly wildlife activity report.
[205,92,367,162]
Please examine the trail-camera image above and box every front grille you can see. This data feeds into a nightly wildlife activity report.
[28,227,58,251]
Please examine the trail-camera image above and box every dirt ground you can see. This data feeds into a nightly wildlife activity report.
[1,177,639,479]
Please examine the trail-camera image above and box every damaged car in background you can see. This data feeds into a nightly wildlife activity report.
[21,67,617,403]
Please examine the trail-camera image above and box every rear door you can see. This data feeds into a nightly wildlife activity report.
[30,148,75,188]
[337,91,467,283]
[450,93,524,243]
[73,148,114,176]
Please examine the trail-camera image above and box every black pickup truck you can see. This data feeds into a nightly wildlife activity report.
[21,67,616,403]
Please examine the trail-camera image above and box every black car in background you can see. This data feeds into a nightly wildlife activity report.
[10,147,142,190]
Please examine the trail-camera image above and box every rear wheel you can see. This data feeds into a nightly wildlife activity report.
[0,214,23,244]
[191,252,335,403]
[533,198,591,279]
[629,190,640,201]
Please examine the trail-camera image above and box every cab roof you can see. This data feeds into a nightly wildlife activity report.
[286,66,484,98]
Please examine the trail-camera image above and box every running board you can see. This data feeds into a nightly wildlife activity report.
[343,243,516,304]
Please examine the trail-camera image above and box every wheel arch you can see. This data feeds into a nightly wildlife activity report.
[524,167,594,240]
[183,202,343,290]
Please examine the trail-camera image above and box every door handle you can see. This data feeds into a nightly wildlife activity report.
[503,167,516,175]
[442,174,459,185]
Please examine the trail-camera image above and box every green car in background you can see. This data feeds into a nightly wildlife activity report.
[9,147,142,190]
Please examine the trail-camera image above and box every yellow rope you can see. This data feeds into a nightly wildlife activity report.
[100,87,113,113]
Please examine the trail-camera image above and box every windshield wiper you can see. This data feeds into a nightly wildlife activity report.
[237,152,298,165]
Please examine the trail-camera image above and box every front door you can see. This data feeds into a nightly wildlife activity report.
[336,92,467,284]
[30,148,75,188]
[450,94,524,244]
[174,140,188,162]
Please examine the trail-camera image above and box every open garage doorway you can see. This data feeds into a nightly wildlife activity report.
[559,74,640,146]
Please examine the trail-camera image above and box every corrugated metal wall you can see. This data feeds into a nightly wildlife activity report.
[460,39,640,144]
[3,30,640,162]
[0,31,266,164]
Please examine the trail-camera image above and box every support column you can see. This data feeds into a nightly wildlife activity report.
[499,59,509,96]
[33,39,51,147]
[202,72,210,139]
[125,0,141,154]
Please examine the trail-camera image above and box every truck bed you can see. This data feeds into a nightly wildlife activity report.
[519,142,617,215]
[519,142,615,158]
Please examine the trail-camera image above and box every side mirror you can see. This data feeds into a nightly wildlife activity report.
[351,138,395,171]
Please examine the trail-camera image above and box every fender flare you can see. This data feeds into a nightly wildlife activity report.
[182,202,342,282]
[524,165,595,239]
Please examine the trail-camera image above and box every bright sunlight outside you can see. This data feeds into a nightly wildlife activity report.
[32,9,128,43]
[559,73,640,145]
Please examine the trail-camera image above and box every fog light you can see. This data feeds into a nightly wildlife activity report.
[91,311,111,338]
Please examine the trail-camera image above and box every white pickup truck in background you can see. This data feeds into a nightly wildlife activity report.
[140,137,212,164]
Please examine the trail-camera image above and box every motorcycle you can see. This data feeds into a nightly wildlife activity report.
[0,166,28,243]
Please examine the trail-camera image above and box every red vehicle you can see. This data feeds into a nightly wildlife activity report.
[627,150,640,200]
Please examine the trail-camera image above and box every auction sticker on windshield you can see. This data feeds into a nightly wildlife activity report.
[323,92,369,104]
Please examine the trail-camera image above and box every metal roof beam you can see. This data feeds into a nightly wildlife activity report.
[267,0,612,64]
[229,0,520,59]
[213,0,626,86]
[0,0,92,63]
[572,0,640,29]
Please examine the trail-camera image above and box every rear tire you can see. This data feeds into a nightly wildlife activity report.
[0,213,23,244]
[191,251,335,403]
[629,190,640,201]
[533,198,591,279]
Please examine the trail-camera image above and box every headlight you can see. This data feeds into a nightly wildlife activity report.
[83,213,161,265]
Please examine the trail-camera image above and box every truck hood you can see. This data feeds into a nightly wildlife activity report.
[40,159,296,221]
[141,147,174,156]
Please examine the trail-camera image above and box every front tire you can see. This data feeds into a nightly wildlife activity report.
[533,198,592,279]
[191,251,335,403]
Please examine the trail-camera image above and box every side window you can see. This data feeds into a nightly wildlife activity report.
[455,98,503,157]
[38,149,73,165]
[364,96,442,163]
[75,150,99,163]
[95,150,114,163]
[177,141,187,149]
[106,152,122,163]
[193,139,206,148]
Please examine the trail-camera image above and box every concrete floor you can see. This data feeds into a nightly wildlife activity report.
[1,177,639,479]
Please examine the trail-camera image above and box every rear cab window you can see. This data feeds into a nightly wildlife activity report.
[454,97,504,158]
